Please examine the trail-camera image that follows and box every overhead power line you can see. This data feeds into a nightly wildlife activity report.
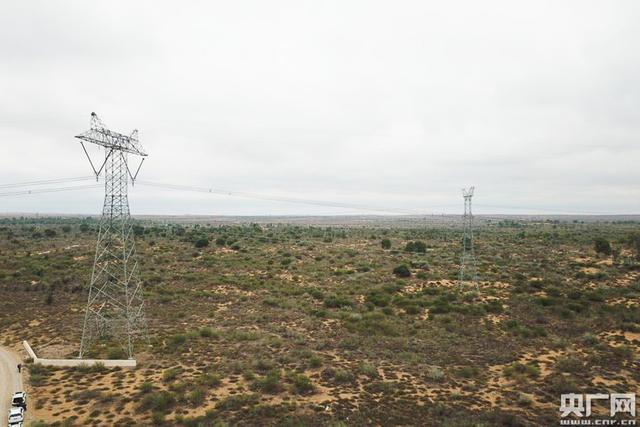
[0,184,102,197]
[135,180,432,215]
[0,177,629,216]
[0,176,95,189]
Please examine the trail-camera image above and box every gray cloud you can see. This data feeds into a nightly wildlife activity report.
[1,0,639,215]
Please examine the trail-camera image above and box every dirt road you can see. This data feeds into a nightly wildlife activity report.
[0,346,23,426]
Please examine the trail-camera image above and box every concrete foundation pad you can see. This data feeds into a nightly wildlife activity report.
[23,341,136,368]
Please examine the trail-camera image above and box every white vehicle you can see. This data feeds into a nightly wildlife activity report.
[8,421,23,427]
[7,406,24,425]
[10,392,27,410]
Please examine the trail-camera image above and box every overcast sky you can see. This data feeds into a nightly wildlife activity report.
[1,1,639,216]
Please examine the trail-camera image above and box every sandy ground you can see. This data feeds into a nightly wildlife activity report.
[0,346,24,425]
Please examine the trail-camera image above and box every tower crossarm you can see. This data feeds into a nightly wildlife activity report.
[75,112,147,157]
[462,186,475,198]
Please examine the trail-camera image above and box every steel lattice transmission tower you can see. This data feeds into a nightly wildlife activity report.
[76,112,148,359]
[459,186,479,289]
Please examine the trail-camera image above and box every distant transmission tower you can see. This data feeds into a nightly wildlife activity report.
[459,187,478,289]
[76,112,148,359]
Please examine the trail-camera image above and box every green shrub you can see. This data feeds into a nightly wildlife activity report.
[133,225,145,236]
[585,289,605,302]
[252,370,281,394]
[365,381,395,394]
[188,388,206,406]
[216,394,259,411]
[151,412,166,425]
[556,356,583,373]
[139,382,154,394]
[404,304,421,315]
[517,392,533,406]
[91,362,107,373]
[324,368,355,384]
[548,375,579,395]
[357,362,378,378]
[163,367,181,383]
[631,234,640,259]
[484,300,504,314]
[323,294,352,308]
[367,291,391,307]
[198,372,221,388]
[393,264,411,278]
[307,288,324,300]
[308,355,322,368]
[582,333,598,346]
[611,345,634,360]
[199,327,218,338]
[404,241,427,253]
[253,358,276,372]
[456,366,479,378]
[594,237,612,255]
[107,347,126,359]
[290,373,314,395]
[503,363,540,378]
[381,238,391,250]
[194,237,209,248]
[230,330,261,341]
[28,363,51,386]
[534,296,554,307]
[426,366,445,382]
[167,333,187,350]
[140,391,175,413]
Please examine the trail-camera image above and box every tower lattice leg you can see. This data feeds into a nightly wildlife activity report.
[79,149,147,359]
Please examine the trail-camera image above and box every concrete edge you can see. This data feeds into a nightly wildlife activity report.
[22,341,136,368]
[22,340,37,360]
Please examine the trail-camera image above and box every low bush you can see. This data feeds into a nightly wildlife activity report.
[323,294,353,308]
[322,367,355,384]
[198,372,221,388]
[252,370,281,394]
[140,391,175,413]
[163,367,181,383]
[357,362,378,378]
[188,388,206,406]
[456,366,479,378]
[393,265,411,278]
[556,356,583,373]
[216,394,259,411]
[107,347,126,359]
[594,237,612,255]
[503,363,540,379]
[404,241,427,253]
[426,366,445,382]
[198,327,219,338]
[308,355,323,368]
[28,363,51,386]
[194,237,209,248]
[139,382,154,394]
[290,373,315,395]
